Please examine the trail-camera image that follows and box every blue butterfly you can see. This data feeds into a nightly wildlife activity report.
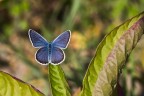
[28,29,71,65]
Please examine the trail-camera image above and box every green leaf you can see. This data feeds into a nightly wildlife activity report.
[0,71,44,96]
[80,12,144,96]
[48,65,71,96]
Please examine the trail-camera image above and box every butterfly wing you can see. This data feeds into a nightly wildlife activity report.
[50,46,65,65]
[35,47,49,65]
[52,30,71,49]
[28,29,48,48]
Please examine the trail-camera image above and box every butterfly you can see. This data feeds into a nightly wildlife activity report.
[28,29,71,65]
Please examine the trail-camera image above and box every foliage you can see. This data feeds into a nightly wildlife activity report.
[0,0,144,96]
[46,12,144,96]
[49,65,71,96]
[0,71,44,96]
[80,11,144,96]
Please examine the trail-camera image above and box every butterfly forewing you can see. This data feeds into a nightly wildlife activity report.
[50,47,65,65]
[52,30,71,49]
[36,47,49,65]
[29,29,71,65]
[29,29,48,48]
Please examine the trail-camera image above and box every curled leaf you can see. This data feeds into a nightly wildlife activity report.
[80,12,144,96]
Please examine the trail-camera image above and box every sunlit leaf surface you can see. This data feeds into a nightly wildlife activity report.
[0,71,44,96]
[49,65,71,96]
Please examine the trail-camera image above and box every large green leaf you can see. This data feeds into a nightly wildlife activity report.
[0,71,44,96]
[80,12,144,96]
[48,65,71,96]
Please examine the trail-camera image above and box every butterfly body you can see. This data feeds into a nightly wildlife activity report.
[48,43,52,55]
[28,29,71,65]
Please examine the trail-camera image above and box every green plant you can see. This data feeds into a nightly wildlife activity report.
[0,11,144,96]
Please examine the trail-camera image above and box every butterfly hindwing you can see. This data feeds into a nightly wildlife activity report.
[50,46,65,65]
[52,30,71,49]
[29,29,71,65]
[28,29,48,48]
[35,47,49,65]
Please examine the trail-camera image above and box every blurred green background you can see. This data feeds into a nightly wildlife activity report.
[0,0,144,96]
